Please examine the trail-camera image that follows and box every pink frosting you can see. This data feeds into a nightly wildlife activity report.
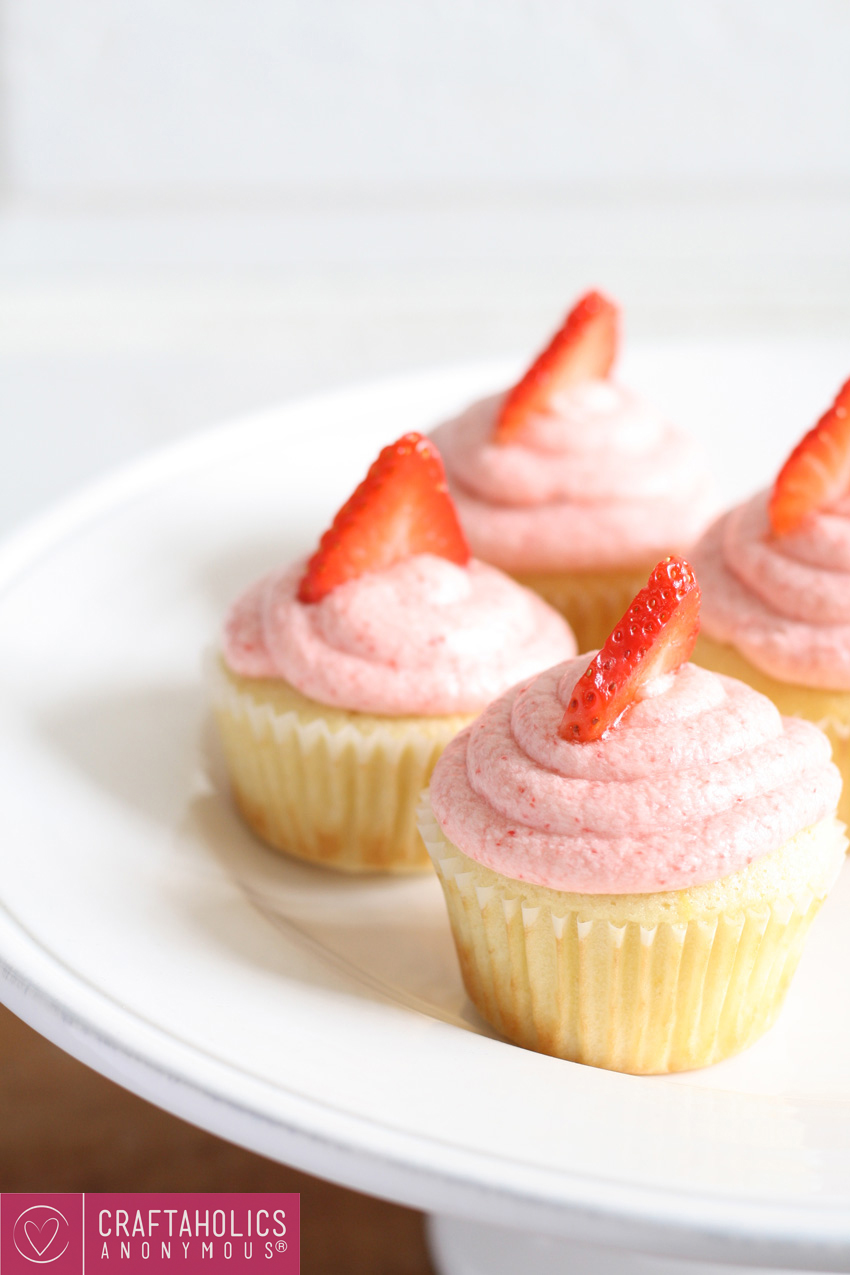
[431,382,714,572]
[693,490,850,689]
[429,657,839,893]
[223,555,577,716]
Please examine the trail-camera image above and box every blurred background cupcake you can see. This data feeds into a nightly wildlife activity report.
[431,292,715,650]
[693,378,850,823]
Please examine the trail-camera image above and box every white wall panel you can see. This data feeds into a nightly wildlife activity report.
[4,0,850,199]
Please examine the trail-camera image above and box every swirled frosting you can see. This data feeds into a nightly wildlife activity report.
[693,490,850,689]
[429,657,839,892]
[431,382,714,572]
[223,555,576,716]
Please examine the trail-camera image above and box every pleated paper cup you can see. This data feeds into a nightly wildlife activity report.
[510,565,656,653]
[695,634,850,829]
[419,796,846,1074]
[209,656,473,873]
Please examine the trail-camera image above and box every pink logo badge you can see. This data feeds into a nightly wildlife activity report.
[1,1195,83,1273]
[0,1192,299,1272]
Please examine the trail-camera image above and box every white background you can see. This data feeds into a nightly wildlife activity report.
[2,0,850,531]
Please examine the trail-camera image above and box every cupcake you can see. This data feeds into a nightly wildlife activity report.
[693,377,850,824]
[211,432,576,873]
[420,557,844,1073]
[431,291,714,651]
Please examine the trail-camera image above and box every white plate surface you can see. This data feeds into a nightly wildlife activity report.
[2,345,850,1270]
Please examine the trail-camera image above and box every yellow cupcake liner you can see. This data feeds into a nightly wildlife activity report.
[695,635,850,829]
[510,565,656,653]
[209,656,472,873]
[419,798,845,1073]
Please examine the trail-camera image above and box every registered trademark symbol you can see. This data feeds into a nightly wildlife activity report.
[276,1240,287,1253]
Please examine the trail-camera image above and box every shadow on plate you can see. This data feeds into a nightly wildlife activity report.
[37,676,495,1037]
[37,681,204,826]
[184,731,493,1034]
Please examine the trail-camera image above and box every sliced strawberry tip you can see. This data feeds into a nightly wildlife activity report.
[769,378,850,536]
[558,557,701,744]
[494,290,619,443]
[297,432,470,604]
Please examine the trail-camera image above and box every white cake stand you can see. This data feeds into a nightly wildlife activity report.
[1,355,850,1274]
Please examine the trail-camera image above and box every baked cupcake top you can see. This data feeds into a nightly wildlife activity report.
[430,558,839,892]
[431,291,714,573]
[694,377,850,689]
[223,433,576,716]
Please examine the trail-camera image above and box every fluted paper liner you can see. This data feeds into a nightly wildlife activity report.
[510,566,656,653]
[695,634,850,829]
[822,723,850,831]
[419,797,845,1073]
[209,656,472,872]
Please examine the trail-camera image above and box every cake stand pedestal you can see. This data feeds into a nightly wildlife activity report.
[427,1216,827,1275]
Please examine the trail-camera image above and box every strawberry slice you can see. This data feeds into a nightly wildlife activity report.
[494,290,619,443]
[559,557,701,743]
[297,432,470,603]
[769,378,850,536]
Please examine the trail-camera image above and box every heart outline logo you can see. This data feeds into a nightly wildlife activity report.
[12,1205,70,1264]
[24,1217,60,1257]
